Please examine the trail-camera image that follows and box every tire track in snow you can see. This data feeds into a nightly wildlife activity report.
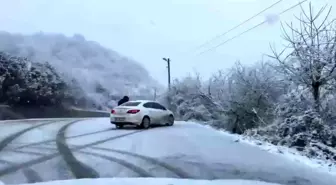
[9,149,45,156]
[56,121,99,179]
[11,146,154,178]
[0,129,144,177]
[89,146,193,178]
[0,120,58,151]
[11,126,192,179]
[86,147,312,184]
[9,128,116,151]
[72,151,153,177]
[0,155,42,183]
[0,120,60,183]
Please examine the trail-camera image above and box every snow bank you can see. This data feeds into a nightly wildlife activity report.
[70,107,110,113]
[196,123,336,176]
[13,178,280,185]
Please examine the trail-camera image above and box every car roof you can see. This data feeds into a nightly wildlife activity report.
[120,100,169,110]
[126,100,159,104]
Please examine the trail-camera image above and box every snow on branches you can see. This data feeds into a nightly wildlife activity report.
[269,3,336,112]
[162,3,336,165]
[0,52,69,107]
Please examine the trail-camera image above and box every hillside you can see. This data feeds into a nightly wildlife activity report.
[0,31,162,109]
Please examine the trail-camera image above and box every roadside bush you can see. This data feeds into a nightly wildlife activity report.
[0,52,70,107]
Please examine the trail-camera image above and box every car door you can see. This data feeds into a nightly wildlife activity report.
[157,103,170,124]
[151,102,167,125]
[143,102,160,123]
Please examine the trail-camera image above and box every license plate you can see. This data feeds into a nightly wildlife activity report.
[115,117,125,122]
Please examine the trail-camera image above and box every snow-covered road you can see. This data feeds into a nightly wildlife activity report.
[0,118,335,185]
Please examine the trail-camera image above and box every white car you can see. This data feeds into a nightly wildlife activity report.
[110,100,175,129]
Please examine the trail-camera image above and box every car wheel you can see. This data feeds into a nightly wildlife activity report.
[168,115,174,126]
[141,117,150,129]
[116,124,123,129]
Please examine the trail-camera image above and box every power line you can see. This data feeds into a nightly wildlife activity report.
[198,0,308,56]
[191,0,285,52]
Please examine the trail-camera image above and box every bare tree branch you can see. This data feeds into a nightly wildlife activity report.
[268,3,336,112]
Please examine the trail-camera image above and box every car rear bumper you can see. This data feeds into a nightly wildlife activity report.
[110,115,142,126]
[110,121,139,126]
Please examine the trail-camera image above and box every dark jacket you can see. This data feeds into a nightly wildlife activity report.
[118,96,129,106]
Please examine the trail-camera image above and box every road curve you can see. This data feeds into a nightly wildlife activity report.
[0,118,334,185]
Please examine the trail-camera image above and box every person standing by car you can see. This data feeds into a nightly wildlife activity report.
[118,96,129,106]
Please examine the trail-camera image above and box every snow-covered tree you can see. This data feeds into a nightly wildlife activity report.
[269,3,336,112]
[164,61,284,133]
[163,74,223,122]
[222,61,285,133]
[0,52,76,107]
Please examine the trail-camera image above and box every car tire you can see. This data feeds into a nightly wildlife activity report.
[116,124,123,129]
[141,117,150,129]
[168,115,174,126]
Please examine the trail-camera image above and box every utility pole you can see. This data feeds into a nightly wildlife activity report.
[208,77,212,96]
[163,57,171,90]
[153,88,157,101]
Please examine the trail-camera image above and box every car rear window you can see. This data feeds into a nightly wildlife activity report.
[120,102,141,106]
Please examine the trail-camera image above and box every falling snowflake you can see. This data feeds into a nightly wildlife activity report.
[265,13,279,25]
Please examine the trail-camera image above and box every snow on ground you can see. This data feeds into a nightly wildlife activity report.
[0,118,80,122]
[13,178,281,185]
[1,118,336,185]
[79,119,336,184]
[0,151,44,164]
[0,124,32,141]
[0,120,49,142]
[66,118,113,136]
[65,118,129,145]
[195,122,336,176]
[10,120,72,145]
[70,107,110,113]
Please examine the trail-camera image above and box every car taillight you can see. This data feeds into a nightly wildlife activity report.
[127,109,140,114]
[111,109,115,114]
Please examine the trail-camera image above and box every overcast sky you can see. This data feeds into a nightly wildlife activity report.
[0,0,335,85]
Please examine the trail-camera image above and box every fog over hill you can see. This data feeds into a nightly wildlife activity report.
[0,31,163,108]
